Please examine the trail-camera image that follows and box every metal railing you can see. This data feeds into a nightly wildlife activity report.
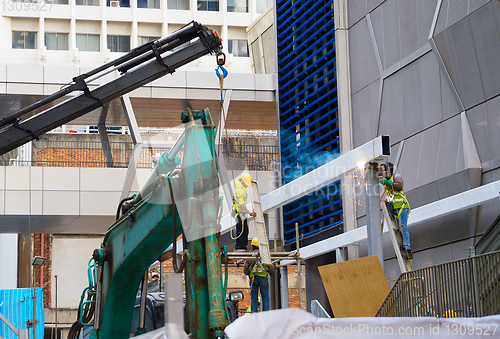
[1,140,278,171]
[377,250,500,318]
[221,144,279,171]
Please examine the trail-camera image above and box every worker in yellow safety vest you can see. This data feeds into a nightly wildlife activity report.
[243,238,274,312]
[379,162,412,259]
[233,173,256,252]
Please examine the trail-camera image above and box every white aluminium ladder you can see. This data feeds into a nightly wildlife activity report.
[381,201,412,273]
[247,181,271,265]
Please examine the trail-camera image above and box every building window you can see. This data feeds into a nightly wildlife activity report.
[197,0,218,11]
[76,0,99,5]
[45,33,69,50]
[167,0,188,9]
[228,40,248,57]
[138,0,160,8]
[76,34,100,52]
[107,35,130,52]
[256,0,271,13]
[261,27,275,74]
[251,39,262,73]
[12,31,37,49]
[53,0,69,4]
[138,36,160,45]
[227,0,247,12]
[107,0,129,7]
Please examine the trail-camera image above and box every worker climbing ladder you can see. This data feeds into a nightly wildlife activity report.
[380,201,412,273]
[381,201,434,316]
[247,181,271,265]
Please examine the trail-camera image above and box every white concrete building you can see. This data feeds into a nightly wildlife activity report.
[0,1,278,336]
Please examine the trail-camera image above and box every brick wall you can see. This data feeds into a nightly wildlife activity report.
[160,258,306,311]
[33,234,53,308]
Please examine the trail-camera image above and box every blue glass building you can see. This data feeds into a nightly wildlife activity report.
[276,0,342,247]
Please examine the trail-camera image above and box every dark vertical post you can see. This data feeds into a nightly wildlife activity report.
[365,162,383,268]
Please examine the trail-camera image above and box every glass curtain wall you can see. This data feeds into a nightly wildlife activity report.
[277,0,340,246]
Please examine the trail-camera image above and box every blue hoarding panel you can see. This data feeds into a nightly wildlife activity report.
[0,287,45,339]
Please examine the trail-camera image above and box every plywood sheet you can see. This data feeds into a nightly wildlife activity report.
[318,255,390,317]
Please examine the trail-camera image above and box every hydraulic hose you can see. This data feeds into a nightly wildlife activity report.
[115,195,135,220]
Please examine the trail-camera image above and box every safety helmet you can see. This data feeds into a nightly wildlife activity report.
[443,310,457,318]
[251,237,259,247]
[380,162,394,177]
[240,173,253,186]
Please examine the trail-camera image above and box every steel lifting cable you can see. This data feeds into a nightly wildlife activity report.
[215,51,242,241]
[215,51,228,156]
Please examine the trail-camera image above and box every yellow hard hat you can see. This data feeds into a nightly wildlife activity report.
[240,173,253,186]
[251,237,259,247]
[443,310,457,318]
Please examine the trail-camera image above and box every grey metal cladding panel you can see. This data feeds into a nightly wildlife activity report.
[451,239,473,261]
[378,86,389,137]
[369,4,385,71]
[367,0,384,13]
[440,67,462,120]
[446,17,485,109]
[443,210,471,240]
[417,0,439,47]
[369,79,381,138]
[476,201,497,236]
[445,0,469,29]
[456,125,465,172]
[434,0,449,36]
[409,215,432,249]
[415,182,440,208]
[469,2,500,101]
[351,85,372,148]
[465,104,490,164]
[435,170,470,200]
[435,115,461,180]
[494,0,500,30]
[402,60,424,137]
[469,0,490,14]
[433,31,459,99]
[383,71,405,144]
[398,132,422,191]
[399,0,419,60]
[477,170,497,236]
[349,19,370,95]
[348,0,367,27]
[421,53,443,129]
[422,217,454,248]
[381,0,401,69]
[486,96,500,160]
[417,124,441,186]
[367,33,381,86]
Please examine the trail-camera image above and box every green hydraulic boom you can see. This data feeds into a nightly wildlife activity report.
[69,108,229,339]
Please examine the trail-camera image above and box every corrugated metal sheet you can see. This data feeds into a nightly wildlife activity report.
[0,287,44,339]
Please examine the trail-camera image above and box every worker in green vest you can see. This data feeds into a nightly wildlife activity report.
[233,173,256,252]
[243,238,274,312]
[379,162,412,259]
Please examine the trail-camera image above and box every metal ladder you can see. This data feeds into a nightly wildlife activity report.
[247,181,271,265]
[380,201,412,273]
[380,201,433,316]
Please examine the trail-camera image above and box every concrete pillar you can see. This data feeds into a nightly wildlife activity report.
[365,162,383,268]
[305,253,334,317]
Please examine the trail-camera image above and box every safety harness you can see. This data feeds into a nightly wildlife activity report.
[385,174,411,219]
